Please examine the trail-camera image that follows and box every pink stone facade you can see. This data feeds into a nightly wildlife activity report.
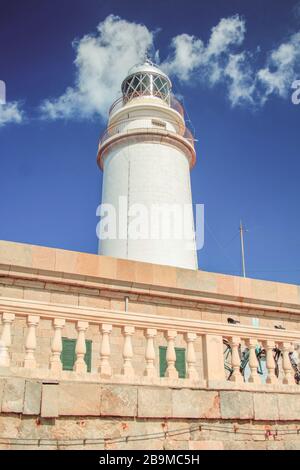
[1,240,300,449]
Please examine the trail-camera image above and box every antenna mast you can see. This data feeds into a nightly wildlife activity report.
[239,220,246,278]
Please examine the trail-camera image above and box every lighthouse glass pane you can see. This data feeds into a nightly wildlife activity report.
[131,76,140,90]
[123,72,169,103]
[153,75,169,101]
[141,74,151,91]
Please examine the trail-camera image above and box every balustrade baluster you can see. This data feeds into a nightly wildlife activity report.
[144,328,157,377]
[265,340,277,385]
[247,338,260,384]
[122,326,135,376]
[50,318,65,372]
[75,321,89,373]
[0,312,15,367]
[24,315,40,369]
[230,336,243,384]
[282,342,294,385]
[186,332,199,380]
[99,323,112,378]
[165,330,178,379]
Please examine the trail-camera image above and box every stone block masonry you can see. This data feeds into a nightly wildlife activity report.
[0,377,300,450]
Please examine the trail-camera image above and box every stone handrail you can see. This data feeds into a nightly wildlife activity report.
[0,296,300,389]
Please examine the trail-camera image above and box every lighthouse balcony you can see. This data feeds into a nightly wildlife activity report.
[109,94,185,119]
[97,118,196,170]
[98,116,195,155]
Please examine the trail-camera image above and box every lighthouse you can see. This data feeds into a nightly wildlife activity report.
[97,60,198,270]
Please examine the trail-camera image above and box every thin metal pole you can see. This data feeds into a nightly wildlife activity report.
[239,220,246,278]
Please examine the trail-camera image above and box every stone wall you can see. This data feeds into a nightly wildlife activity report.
[2,266,300,331]
[0,377,300,450]
[1,241,300,449]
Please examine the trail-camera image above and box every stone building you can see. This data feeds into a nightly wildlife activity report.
[1,62,300,450]
[1,240,300,450]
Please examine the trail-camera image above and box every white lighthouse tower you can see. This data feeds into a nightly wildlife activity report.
[97,60,198,270]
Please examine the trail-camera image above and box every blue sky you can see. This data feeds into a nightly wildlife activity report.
[0,0,300,284]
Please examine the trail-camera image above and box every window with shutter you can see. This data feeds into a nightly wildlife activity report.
[61,338,76,371]
[175,348,186,379]
[159,346,186,378]
[159,346,167,378]
[85,339,92,373]
[61,338,92,372]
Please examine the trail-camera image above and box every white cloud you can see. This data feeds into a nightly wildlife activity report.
[0,101,23,128]
[163,15,246,87]
[206,15,246,56]
[162,14,252,105]
[163,34,205,81]
[224,53,255,106]
[163,14,300,107]
[39,13,300,116]
[257,32,300,103]
[40,15,153,120]
[42,14,250,117]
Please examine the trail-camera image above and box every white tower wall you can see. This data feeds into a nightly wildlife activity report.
[100,140,197,269]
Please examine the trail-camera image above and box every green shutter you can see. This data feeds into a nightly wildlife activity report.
[175,347,186,379]
[61,338,92,373]
[84,339,92,373]
[61,338,76,371]
[159,346,186,378]
[159,346,167,377]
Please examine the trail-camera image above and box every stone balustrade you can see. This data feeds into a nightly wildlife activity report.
[1,297,300,391]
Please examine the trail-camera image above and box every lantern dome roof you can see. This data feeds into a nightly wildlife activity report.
[126,60,171,84]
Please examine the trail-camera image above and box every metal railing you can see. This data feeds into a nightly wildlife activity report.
[98,119,195,148]
[224,338,300,385]
[109,93,185,117]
